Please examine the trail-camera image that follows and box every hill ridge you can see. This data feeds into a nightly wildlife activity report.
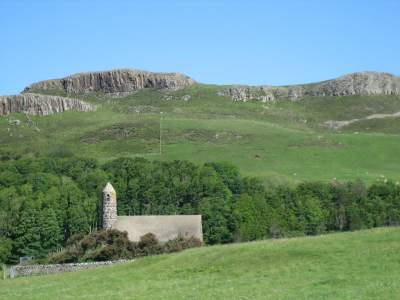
[219,71,400,102]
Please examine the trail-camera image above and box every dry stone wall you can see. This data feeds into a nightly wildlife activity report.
[8,260,130,278]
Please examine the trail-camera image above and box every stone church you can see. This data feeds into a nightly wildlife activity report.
[102,182,203,242]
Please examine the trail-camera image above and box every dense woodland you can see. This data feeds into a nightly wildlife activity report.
[0,153,400,265]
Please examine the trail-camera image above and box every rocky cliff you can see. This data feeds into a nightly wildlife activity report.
[23,69,195,96]
[0,93,95,116]
[219,72,400,102]
[311,72,400,97]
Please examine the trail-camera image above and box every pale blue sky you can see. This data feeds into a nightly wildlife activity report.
[0,0,399,95]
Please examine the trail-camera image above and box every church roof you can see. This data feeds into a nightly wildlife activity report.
[103,182,116,193]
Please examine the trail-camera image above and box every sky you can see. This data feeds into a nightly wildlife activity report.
[0,0,399,95]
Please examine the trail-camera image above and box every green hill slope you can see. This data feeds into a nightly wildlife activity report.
[1,227,399,300]
[2,78,400,183]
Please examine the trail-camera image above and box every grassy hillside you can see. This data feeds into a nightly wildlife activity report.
[1,227,399,300]
[1,84,400,183]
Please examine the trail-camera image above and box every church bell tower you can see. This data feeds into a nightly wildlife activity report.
[102,182,117,229]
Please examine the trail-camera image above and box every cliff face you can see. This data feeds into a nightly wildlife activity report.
[219,72,400,102]
[0,93,95,116]
[23,69,195,96]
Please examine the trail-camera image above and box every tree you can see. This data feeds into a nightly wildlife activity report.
[300,196,326,235]
[205,162,243,194]
[13,206,42,258]
[0,237,12,264]
[39,208,62,255]
[233,194,270,241]
[199,197,234,244]
[60,179,92,238]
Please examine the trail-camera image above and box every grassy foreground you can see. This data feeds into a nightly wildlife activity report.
[1,227,399,300]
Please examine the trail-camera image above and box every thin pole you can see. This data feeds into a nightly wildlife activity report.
[159,112,163,155]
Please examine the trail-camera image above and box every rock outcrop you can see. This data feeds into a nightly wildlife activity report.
[0,93,95,116]
[219,72,400,102]
[311,72,400,97]
[23,69,195,96]
[218,86,280,102]
[218,85,306,102]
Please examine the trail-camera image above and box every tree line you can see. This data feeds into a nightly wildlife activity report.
[0,155,399,264]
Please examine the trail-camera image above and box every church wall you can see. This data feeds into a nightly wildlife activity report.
[113,215,203,242]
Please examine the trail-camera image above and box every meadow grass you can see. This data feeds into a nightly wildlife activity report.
[1,227,399,300]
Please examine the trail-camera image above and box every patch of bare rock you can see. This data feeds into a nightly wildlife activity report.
[23,69,195,96]
[219,72,400,102]
[163,94,192,101]
[0,93,95,116]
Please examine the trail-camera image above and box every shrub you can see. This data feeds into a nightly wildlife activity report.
[81,236,96,251]
[163,235,202,253]
[48,249,77,264]
[66,233,86,247]
[47,230,202,263]
[86,245,116,261]
[138,233,162,256]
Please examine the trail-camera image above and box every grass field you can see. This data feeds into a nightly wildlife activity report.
[1,227,399,299]
[1,84,400,183]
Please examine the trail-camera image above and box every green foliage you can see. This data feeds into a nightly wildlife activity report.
[199,197,234,244]
[205,162,243,194]
[299,196,326,235]
[13,208,42,258]
[1,156,400,265]
[39,208,63,254]
[233,194,270,241]
[0,237,12,265]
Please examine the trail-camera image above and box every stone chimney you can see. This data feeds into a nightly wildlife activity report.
[102,182,117,229]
